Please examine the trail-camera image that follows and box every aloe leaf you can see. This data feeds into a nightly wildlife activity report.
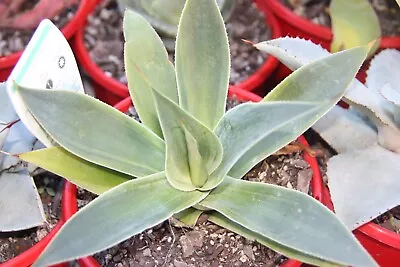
[313,106,377,153]
[254,37,331,71]
[16,87,165,177]
[175,0,230,129]
[0,170,45,232]
[327,144,400,230]
[174,208,203,227]
[6,20,84,147]
[123,10,178,137]
[330,0,380,55]
[263,45,369,103]
[200,177,377,267]
[213,101,322,179]
[33,172,208,267]
[207,212,342,267]
[19,147,130,195]
[152,89,223,191]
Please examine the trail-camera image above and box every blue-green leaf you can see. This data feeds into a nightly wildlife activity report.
[34,172,208,267]
[124,10,178,137]
[201,177,377,267]
[175,0,230,129]
[16,87,165,177]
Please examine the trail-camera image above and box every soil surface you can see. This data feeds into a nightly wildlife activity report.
[64,99,315,267]
[0,2,78,57]
[304,129,400,234]
[0,173,62,262]
[84,0,271,86]
[281,0,400,36]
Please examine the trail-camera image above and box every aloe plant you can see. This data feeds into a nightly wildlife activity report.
[253,0,400,231]
[6,0,377,266]
[0,20,84,232]
[117,0,236,38]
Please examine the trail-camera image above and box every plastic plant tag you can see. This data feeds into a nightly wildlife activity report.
[6,19,84,147]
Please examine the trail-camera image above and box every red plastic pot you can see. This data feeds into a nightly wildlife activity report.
[72,0,282,106]
[263,0,400,85]
[322,188,400,267]
[0,0,99,83]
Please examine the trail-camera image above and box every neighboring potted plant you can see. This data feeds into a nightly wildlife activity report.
[264,0,399,86]
[0,0,97,82]
[6,0,376,266]
[264,0,400,50]
[72,0,281,105]
[256,35,400,266]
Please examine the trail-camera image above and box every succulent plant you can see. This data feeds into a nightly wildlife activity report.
[0,20,84,232]
[7,0,376,266]
[117,0,236,38]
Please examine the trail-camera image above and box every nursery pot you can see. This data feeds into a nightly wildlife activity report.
[0,181,80,267]
[322,188,400,267]
[74,87,324,267]
[0,0,99,82]
[263,0,400,85]
[72,0,281,106]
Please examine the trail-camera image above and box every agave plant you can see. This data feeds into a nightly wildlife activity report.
[117,0,236,38]
[0,20,84,232]
[6,0,376,266]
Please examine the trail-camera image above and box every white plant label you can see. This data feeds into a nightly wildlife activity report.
[6,19,84,147]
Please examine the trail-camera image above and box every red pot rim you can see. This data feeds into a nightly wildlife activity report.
[113,87,323,267]
[322,187,400,250]
[0,0,99,70]
[266,0,400,49]
[72,0,281,98]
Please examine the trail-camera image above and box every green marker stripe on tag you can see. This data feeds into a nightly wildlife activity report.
[14,22,52,87]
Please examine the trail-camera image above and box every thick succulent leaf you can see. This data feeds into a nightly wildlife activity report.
[6,20,84,147]
[254,37,330,71]
[213,101,322,179]
[152,89,223,191]
[330,0,380,55]
[19,147,130,195]
[175,0,230,129]
[366,49,400,104]
[34,172,208,266]
[200,177,377,267]
[123,10,178,137]
[380,84,400,106]
[0,170,45,232]
[208,211,343,267]
[327,144,400,230]
[174,208,203,227]
[16,87,165,177]
[263,45,369,103]
[312,106,377,153]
